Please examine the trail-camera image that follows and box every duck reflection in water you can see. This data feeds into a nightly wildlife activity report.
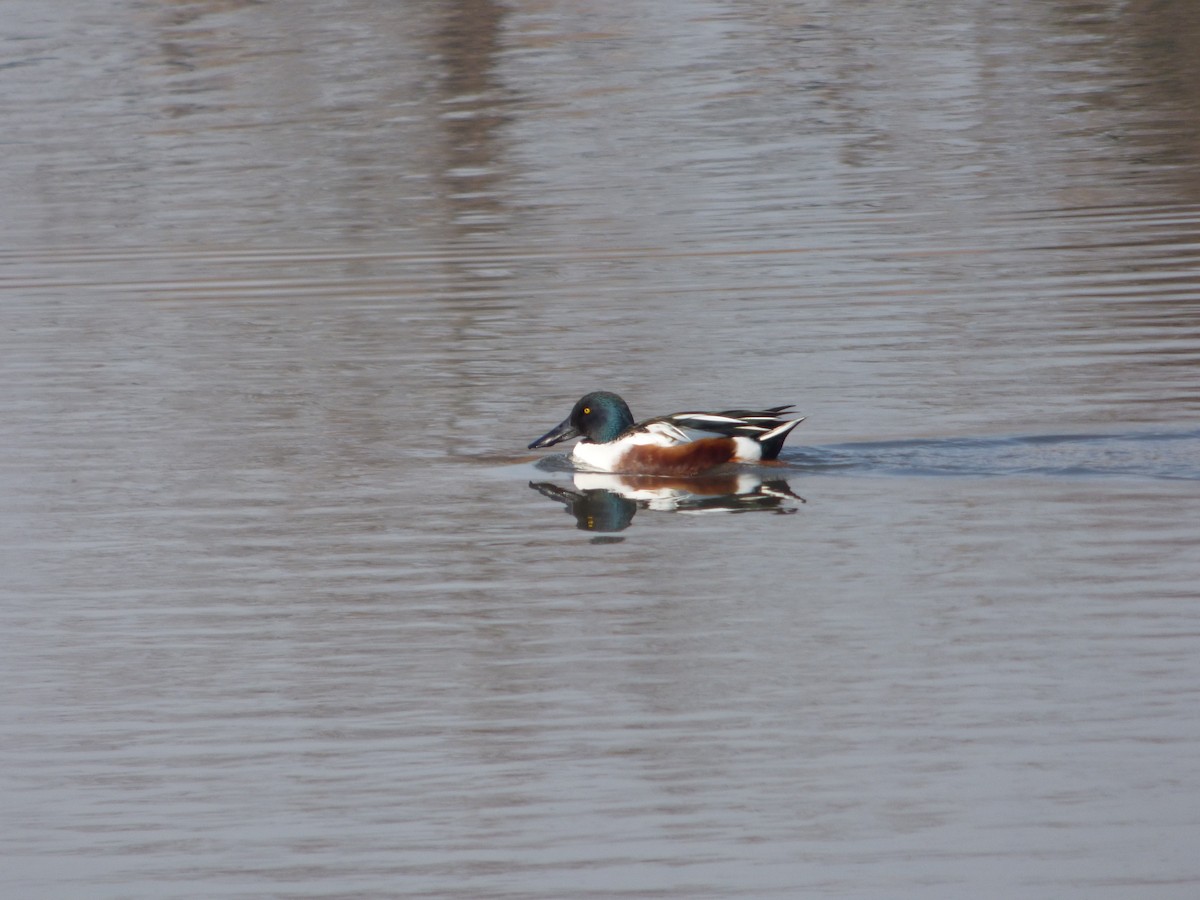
[530,471,804,534]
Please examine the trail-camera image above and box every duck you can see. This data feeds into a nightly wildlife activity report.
[528,390,804,476]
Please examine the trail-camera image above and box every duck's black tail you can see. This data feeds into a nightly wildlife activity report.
[755,417,806,460]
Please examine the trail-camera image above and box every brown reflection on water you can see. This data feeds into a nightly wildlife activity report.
[695,0,1200,215]
[429,0,514,239]
[1118,0,1200,186]
[121,0,515,247]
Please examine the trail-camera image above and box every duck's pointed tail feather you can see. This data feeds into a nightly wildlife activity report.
[757,417,806,460]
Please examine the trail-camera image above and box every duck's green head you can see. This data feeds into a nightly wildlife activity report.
[528,391,635,448]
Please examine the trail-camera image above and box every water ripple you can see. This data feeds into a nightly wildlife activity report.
[792,428,1200,480]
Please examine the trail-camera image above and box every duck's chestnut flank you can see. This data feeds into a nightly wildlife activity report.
[610,437,739,476]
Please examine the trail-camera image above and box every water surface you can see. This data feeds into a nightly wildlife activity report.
[3,1,1200,897]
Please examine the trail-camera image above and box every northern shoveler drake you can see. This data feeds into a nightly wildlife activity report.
[527,391,805,476]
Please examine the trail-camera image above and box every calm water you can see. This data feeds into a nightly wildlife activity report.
[3,1,1200,897]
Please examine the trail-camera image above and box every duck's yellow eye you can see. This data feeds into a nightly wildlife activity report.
[583,407,591,414]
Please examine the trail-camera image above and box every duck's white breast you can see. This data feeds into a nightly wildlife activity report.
[571,440,627,472]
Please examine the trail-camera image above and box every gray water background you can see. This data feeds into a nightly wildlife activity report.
[3,1,1200,897]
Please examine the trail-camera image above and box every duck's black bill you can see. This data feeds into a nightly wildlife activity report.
[528,417,579,449]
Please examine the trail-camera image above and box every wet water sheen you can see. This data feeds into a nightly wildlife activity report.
[3,1,1200,898]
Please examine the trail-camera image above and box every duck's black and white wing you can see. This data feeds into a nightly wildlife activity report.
[664,405,797,438]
